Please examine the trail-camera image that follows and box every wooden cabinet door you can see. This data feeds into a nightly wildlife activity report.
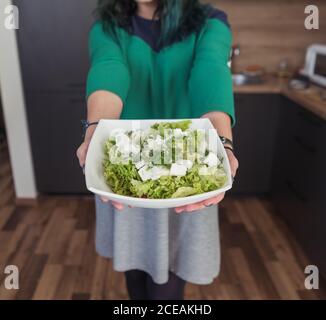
[231,94,280,194]
[272,97,326,279]
[291,108,326,277]
[271,97,306,233]
[14,0,97,93]
[25,93,88,193]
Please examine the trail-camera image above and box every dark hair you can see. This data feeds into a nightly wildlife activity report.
[95,0,210,46]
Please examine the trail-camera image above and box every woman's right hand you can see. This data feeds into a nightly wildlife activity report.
[76,138,125,210]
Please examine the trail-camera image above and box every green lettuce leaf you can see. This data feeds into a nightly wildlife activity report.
[151,120,191,136]
[171,187,197,198]
[103,161,227,199]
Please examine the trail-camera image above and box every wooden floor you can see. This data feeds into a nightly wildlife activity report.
[0,141,325,300]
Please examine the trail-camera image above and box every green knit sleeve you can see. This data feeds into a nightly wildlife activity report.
[86,22,130,104]
[188,19,235,126]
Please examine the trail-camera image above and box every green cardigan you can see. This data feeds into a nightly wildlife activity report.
[86,14,235,126]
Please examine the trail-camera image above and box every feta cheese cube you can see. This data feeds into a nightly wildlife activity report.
[146,138,155,150]
[176,159,193,170]
[173,128,183,138]
[115,133,129,145]
[155,135,163,144]
[130,130,141,144]
[196,152,205,164]
[130,143,141,155]
[135,160,146,170]
[197,143,206,156]
[109,128,125,140]
[204,152,220,167]
[138,166,152,181]
[138,165,170,181]
[141,128,155,140]
[115,133,130,154]
[170,163,187,176]
[150,166,170,180]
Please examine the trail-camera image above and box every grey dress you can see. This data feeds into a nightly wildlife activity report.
[95,195,221,285]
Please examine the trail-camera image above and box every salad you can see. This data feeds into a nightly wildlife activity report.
[102,120,227,199]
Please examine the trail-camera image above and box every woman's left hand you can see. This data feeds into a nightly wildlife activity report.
[174,148,239,213]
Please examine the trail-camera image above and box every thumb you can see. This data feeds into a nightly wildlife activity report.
[77,142,89,167]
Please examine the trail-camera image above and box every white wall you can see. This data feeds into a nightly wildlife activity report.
[0,0,37,199]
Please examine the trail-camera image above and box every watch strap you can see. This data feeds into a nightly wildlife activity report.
[219,135,233,148]
[81,120,99,137]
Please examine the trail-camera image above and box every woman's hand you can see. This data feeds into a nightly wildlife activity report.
[174,148,239,213]
[79,91,125,210]
[76,137,124,210]
[76,139,90,169]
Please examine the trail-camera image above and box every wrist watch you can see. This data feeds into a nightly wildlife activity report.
[219,135,233,148]
[81,120,99,138]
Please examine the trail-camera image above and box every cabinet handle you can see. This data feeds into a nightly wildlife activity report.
[286,180,307,203]
[297,110,323,128]
[294,136,316,154]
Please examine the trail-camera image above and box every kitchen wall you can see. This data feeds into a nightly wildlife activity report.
[0,0,37,199]
[207,0,326,73]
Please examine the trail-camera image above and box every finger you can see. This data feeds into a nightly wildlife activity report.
[185,203,206,212]
[203,196,220,207]
[78,154,85,168]
[100,196,110,203]
[175,194,224,213]
[231,162,239,177]
[215,193,225,204]
[204,193,225,206]
[175,206,186,213]
[112,201,124,211]
[230,165,236,178]
[232,168,237,178]
[176,199,214,213]
[77,153,84,168]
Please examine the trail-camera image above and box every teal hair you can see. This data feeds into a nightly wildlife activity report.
[96,0,209,46]
[158,0,210,45]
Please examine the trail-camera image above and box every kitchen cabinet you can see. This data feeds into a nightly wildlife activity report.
[272,96,326,279]
[14,0,97,193]
[25,93,87,193]
[230,94,280,194]
[14,0,97,93]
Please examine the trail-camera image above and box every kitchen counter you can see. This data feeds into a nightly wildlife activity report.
[233,75,326,121]
[233,75,285,94]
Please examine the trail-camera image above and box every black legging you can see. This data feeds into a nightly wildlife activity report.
[124,269,186,300]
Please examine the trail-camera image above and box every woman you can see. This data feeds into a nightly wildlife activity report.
[77,0,239,300]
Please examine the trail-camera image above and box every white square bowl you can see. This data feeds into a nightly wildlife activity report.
[85,118,233,208]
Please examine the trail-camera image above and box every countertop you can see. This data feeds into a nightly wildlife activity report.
[233,75,326,121]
